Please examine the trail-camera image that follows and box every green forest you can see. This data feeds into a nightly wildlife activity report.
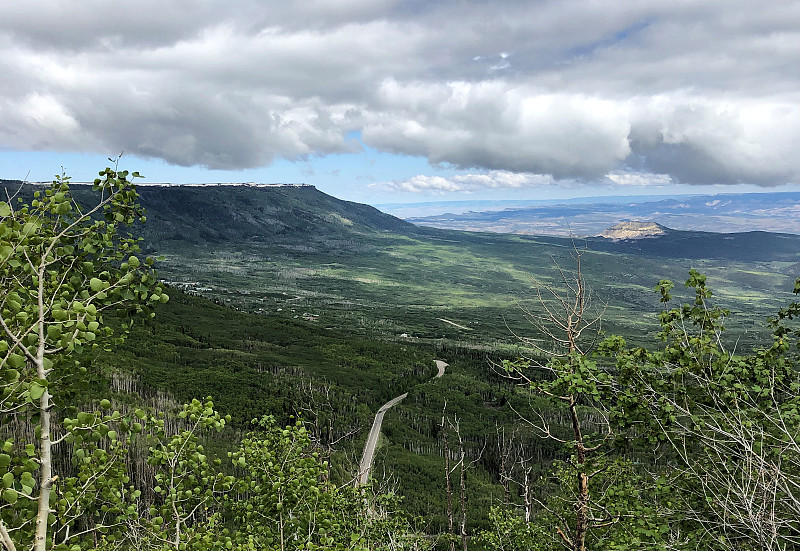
[2,172,800,551]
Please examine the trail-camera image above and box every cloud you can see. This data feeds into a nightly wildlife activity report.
[363,80,633,179]
[375,171,556,194]
[0,1,798,185]
[626,97,800,185]
[378,169,675,194]
[606,171,672,187]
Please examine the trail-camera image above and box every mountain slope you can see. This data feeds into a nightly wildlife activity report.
[0,180,413,244]
[135,184,413,243]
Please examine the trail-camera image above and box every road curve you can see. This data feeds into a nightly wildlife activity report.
[356,360,448,486]
[434,359,447,378]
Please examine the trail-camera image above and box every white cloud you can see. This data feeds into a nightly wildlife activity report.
[363,81,633,179]
[0,1,798,186]
[627,96,800,184]
[376,171,556,194]
[606,171,672,187]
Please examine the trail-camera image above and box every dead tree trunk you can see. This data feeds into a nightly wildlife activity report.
[442,406,455,551]
[506,248,610,551]
[458,431,468,551]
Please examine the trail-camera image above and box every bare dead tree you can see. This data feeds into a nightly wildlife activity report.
[441,402,455,551]
[458,431,467,551]
[495,424,515,506]
[297,379,360,481]
[439,414,485,551]
[503,248,617,551]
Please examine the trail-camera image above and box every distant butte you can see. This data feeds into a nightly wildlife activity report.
[599,221,668,240]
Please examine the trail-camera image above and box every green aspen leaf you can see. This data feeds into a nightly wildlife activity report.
[100,399,111,410]
[0,202,10,217]
[1,472,13,488]
[47,325,62,339]
[0,454,10,469]
[2,488,17,504]
[7,353,25,369]
[2,369,18,383]
[90,278,103,292]
[21,221,39,235]
[29,382,45,400]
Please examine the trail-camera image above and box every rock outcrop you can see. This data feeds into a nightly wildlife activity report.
[599,221,668,240]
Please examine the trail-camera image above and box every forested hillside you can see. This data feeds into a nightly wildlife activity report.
[134,184,414,244]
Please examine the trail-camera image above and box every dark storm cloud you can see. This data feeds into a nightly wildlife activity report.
[0,1,798,186]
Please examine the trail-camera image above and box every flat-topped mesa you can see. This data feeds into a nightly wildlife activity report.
[1,179,412,242]
[599,220,668,240]
[13,181,314,189]
[134,182,314,188]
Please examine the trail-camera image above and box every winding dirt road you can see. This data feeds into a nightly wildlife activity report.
[356,360,448,485]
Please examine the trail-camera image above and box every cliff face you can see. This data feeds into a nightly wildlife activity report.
[599,221,668,240]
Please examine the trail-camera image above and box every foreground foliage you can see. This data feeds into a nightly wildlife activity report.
[487,269,800,550]
[602,271,800,550]
[0,169,163,550]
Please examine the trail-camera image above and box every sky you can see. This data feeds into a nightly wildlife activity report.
[1,1,799,207]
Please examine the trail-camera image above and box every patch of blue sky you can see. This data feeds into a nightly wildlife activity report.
[6,138,798,210]
[0,140,463,204]
[567,19,654,60]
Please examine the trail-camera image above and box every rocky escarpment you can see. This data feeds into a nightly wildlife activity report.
[599,221,668,240]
